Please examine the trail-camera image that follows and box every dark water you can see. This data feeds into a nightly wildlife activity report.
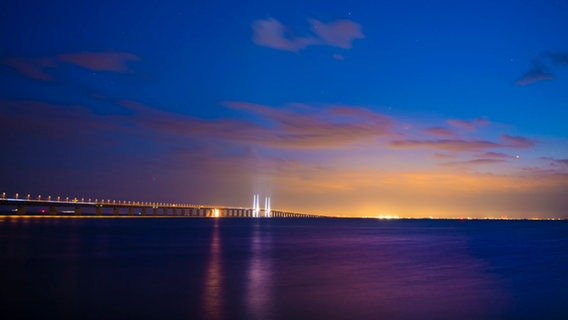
[1,217,567,319]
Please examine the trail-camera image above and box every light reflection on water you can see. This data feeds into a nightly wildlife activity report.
[246,223,273,319]
[0,218,567,319]
[203,220,223,320]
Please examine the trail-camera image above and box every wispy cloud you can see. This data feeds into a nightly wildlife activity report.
[540,157,568,170]
[476,152,516,159]
[515,62,554,86]
[120,100,393,149]
[516,52,568,86]
[440,159,507,167]
[2,51,140,81]
[2,57,57,81]
[332,53,345,60]
[56,52,140,72]
[500,134,535,148]
[447,117,489,130]
[389,139,502,152]
[252,18,364,52]
[252,18,318,52]
[309,19,364,49]
[424,127,456,137]
[389,134,535,152]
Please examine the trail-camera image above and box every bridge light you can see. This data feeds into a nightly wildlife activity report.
[15,193,19,199]
[214,209,220,218]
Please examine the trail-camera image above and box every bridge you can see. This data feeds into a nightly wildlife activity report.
[0,192,320,218]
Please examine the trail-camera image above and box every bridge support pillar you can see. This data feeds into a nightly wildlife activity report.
[113,207,119,216]
[75,207,82,215]
[172,208,177,216]
[142,207,147,216]
[17,205,26,215]
[162,208,168,216]
[96,206,102,215]
[128,207,134,216]
[49,206,57,215]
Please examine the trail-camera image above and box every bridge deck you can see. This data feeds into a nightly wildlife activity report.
[0,197,319,218]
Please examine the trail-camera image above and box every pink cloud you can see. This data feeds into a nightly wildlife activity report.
[333,53,345,60]
[389,139,502,152]
[309,19,364,49]
[447,117,489,130]
[252,18,364,52]
[440,159,507,167]
[2,57,57,81]
[476,152,515,159]
[223,101,393,148]
[251,18,318,52]
[516,52,568,86]
[389,134,535,152]
[424,127,456,137]
[540,157,568,172]
[121,100,393,149]
[2,51,140,80]
[56,52,140,72]
[515,65,554,86]
[501,134,535,148]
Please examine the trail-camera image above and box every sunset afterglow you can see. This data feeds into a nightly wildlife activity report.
[1,0,567,218]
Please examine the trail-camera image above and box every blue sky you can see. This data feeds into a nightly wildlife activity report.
[1,0,567,217]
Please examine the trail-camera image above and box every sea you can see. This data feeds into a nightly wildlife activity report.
[1,217,567,319]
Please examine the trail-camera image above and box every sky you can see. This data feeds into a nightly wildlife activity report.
[1,0,567,218]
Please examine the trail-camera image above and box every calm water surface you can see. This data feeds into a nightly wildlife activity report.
[1,218,567,319]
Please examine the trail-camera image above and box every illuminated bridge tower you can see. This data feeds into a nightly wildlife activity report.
[252,194,260,217]
[252,194,271,217]
[264,196,271,217]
